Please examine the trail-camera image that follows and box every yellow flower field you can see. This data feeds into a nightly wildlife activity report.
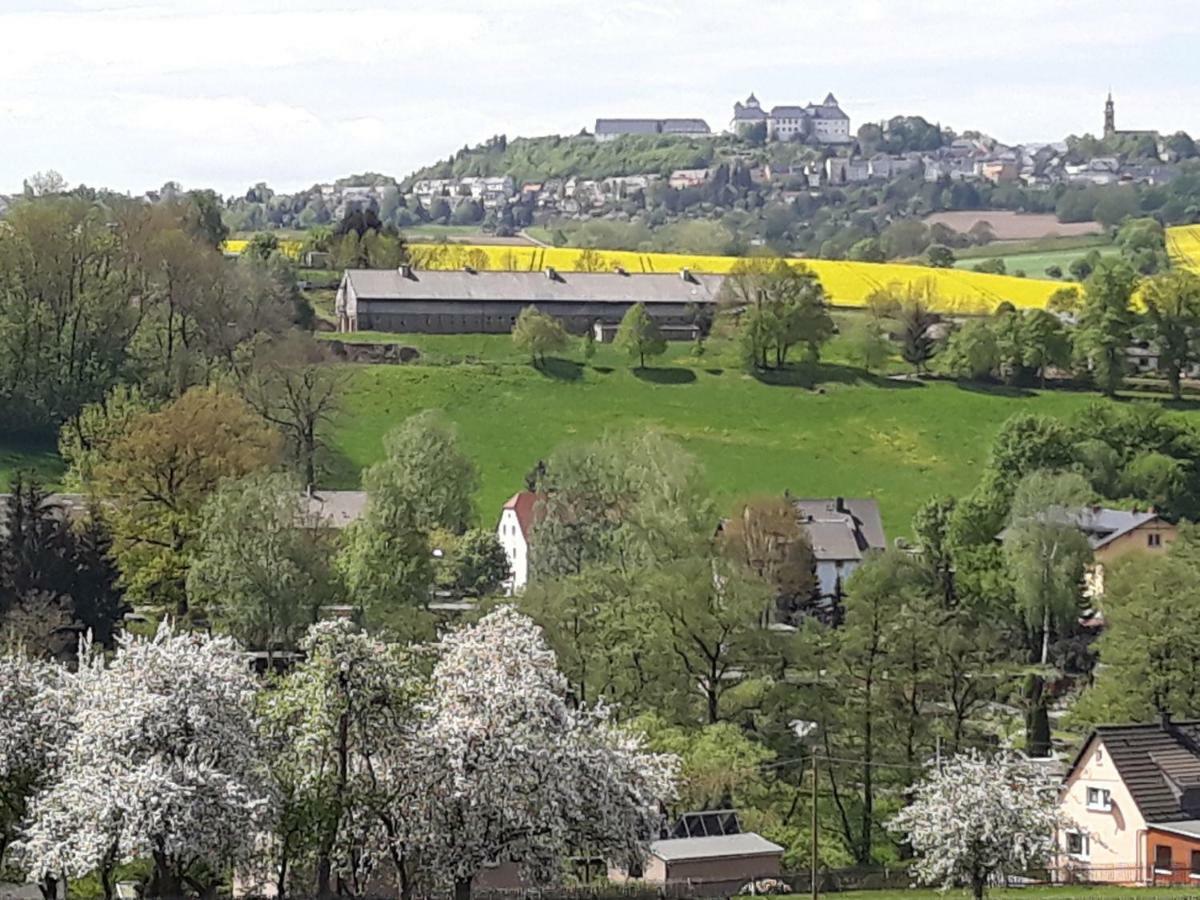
[1167,224,1200,273]
[404,244,1064,314]
[223,238,305,260]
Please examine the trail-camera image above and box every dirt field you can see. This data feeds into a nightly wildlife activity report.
[924,211,1103,240]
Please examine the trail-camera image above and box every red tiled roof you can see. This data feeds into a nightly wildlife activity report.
[502,491,540,538]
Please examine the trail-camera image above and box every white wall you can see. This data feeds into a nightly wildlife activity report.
[816,560,856,596]
[497,508,529,594]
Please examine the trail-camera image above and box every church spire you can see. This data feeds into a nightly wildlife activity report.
[1104,90,1115,137]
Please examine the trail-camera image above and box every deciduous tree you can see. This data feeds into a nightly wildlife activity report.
[614,303,666,369]
[889,751,1063,900]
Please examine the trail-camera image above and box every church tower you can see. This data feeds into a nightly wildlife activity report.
[1104,91,1115,137]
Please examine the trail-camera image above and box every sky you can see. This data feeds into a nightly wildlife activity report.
[1,0,1198,197]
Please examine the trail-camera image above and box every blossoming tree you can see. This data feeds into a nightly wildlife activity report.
[0,652,72,896]
[416,606,678,900]
[889,750,1065,900]
[17,624,274,899]
[257,619,421,900]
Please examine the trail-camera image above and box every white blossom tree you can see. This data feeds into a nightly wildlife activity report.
[889,750,1065,900]
[17,623,274,899]
[258,620,422,900]
[415,606,678,900]
[0,651,74,898]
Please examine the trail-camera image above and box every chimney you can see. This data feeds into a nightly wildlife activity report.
[680,267,694,283]
[399,264,413,279]
[835,497,847,513]
[463,265,476,274]
[1162,709,1173,731]
[544,266,559,281]
[615,266,628,276]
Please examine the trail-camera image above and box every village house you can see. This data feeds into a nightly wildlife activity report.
[335,267,723,335]
[1059,719,1200,884]
[497,490,538,594]
[668,168,711,190]
[998,504,1176,600]
[790,497,887,598]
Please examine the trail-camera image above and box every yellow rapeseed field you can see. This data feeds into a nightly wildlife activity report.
[1167,225,1200,274]
[404,244,1064,314]
[223,238,305,260]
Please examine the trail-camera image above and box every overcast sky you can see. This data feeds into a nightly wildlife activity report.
[2,0,1198,197]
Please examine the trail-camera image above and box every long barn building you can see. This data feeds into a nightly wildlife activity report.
[335,265,723,336]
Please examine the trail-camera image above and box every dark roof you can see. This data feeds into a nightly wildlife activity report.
[342,269,724,306]
[732,106,768,121]
[662,118,711,134]
[594,118,710,136]
[1076,722,1200,823]
[595,118,662,135]
[790,498,886,560]
[501,491,541,537]
[770,105,809,118]
[998,506,1163,550]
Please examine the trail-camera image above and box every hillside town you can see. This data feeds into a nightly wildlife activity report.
[270,94,1186,238]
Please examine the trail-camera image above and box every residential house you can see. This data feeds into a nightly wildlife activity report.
[668,168,710,190]
[998,505,1177,599]
[1059,719,1200,884]
[791,497,887,598]
[1125,341,1200,378]
[824,157,870,185]
[1065,158,1121,186]
[980,159,1020,184]
[497,491,538,593]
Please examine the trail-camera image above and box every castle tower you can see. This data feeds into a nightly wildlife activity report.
[1104,91,1115,137]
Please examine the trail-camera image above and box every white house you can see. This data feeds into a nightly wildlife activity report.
[497,491,539,594]
[790,498,887,597]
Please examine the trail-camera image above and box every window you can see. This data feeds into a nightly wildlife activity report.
[1087,787,1112,811]
[1191,850,1200,878]
[1155,844,1173,874]
[1149,533,1163,548]
[1066,831,1089,859]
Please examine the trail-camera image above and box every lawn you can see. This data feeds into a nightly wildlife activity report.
[765,889,1200,900]
[322,331,1138,537]
[954,246,1118,279]
[0,436,66,490]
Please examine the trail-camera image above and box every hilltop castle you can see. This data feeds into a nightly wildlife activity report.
[730,92,852,144]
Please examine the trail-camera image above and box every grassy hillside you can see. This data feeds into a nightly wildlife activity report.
[10,327,1200,537]
[320,333,1150,537]
[404,134,737,185]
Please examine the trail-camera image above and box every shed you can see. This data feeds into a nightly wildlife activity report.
[612,832,783,887]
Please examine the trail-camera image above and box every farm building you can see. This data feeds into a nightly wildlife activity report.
[335,266,723,335]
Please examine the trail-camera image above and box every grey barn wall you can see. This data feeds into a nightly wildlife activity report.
[355,299,702,335]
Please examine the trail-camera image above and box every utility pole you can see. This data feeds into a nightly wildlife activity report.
[811,756,819,900]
